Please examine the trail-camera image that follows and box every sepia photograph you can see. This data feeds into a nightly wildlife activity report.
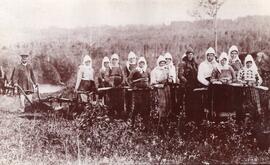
[0,0,270,164]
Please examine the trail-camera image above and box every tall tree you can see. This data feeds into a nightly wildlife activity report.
[189,0,226,53]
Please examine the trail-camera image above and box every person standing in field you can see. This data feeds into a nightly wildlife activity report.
[128,56,151,130]
[13,54,38,112]
[123,51,138,118]
[227,46,244,121]
[107,53,125,118]
[164,52,177,119]
[178,48,199,121]
[196,47,217,121]
[210,52,236,118]
[151,55,171,134]
[75,55,96,103]
[98,56,111,104]
[197,47,218,86]
[237,54,263,118]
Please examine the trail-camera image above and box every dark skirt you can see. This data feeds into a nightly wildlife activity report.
[157,85,171,118]
[131,89,151,124]
[78,80,96,92]
[108,88,125,117]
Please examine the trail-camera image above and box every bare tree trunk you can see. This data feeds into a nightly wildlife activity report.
[214,4,218,53]
[214,17,218,53]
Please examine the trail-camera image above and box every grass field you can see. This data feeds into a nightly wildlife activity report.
[0,94,270,165]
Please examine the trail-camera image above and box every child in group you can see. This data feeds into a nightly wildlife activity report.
[237,54,263,118]
[238,54,262,86]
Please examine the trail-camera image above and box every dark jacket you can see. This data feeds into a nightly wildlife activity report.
[178,56,198,88]
[13,63,37,92]
[108,66,124,87]
[128,68,150,88]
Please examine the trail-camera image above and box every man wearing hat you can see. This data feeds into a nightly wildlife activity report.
[13,54,38,112]
[178,48,199,121]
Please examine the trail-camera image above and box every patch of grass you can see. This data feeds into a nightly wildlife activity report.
[0,100,270,164]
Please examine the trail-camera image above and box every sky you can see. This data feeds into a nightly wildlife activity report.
[0,0,269,29]
[0,0,270,43]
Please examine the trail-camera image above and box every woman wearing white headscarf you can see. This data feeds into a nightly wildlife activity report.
[211,52,236,84]
[151,55,171,133]
[124,51,137,116]
[98,56,111,88]
[164,52,176,83]
[98,56,111,104]
[107,53,125,118]
[124,51,137,81]
[210,52,236,117]
[108,53,124,87]
[197,47,218,86]
[75,55,96,102]
[128,56,150,88]
[151,55,169,85]
[228,45,243,74]
[128,56,151,129]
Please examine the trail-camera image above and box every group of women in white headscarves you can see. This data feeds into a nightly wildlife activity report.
[74,46,263,126]
[196,46,263,121]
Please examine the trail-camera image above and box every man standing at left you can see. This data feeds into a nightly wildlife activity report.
[13,54,38,112]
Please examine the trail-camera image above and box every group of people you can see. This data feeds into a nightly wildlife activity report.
[74,45,263,128]
[0,45,264,129]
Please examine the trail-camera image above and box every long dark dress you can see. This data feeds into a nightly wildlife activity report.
[98,68,111,102]
[128,69,151,127]
[123,63,137,116]
[107,66,125,118]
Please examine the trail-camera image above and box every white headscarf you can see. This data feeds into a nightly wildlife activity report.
[128,51,137,61]
[228,45,241,63]
[164,52,173,65]
[205,47,217,64]
[110,53,120,67]
[244,54,258,71]
[217,52,229,72]
[156,55,166,69]
[126,51,137,71]
[101,56,110,71]
[136,56,147,73]
[82,55,92,68]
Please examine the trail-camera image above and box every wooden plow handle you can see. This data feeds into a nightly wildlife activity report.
[15,85,33,105]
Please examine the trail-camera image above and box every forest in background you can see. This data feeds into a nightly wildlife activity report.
[0,15,270,85]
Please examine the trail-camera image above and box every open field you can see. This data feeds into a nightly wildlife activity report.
[0,91,270,164]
